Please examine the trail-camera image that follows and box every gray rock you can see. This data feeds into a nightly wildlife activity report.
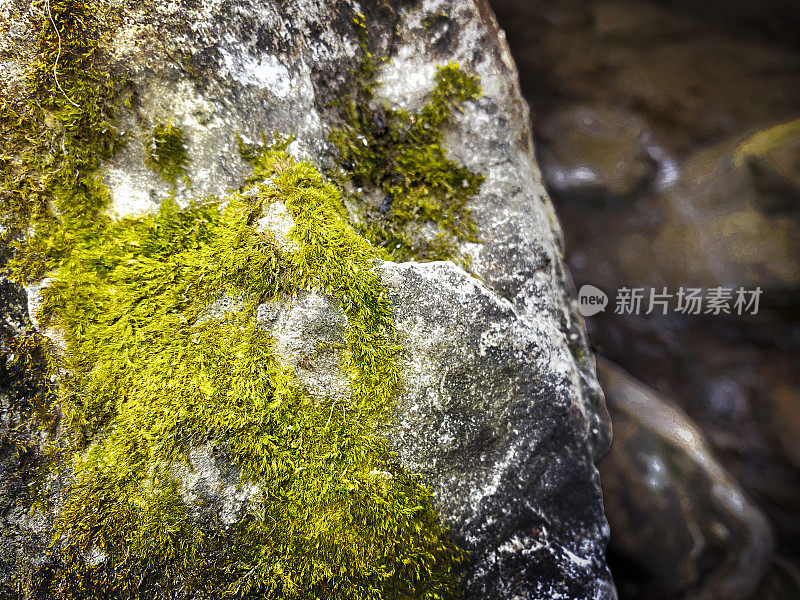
[242,258,615,598]
[0,263,62,598]
[1,0,614,597]
[379,261,613,599]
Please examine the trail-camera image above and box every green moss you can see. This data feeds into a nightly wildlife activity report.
[4,6,465,599]
[351,12,382,86]
[329,20,484,264]
[4,330,58,433]
[0,0,121,282]
[145,121,190,186]
[0,0,119,509]
[42,143,461,600]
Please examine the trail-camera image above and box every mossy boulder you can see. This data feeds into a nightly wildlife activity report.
[1,0,613,598]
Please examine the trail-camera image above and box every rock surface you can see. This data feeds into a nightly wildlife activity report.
[379,261,611,598]
[0,262,54,600]
[537,105,661,203]
[0,0,614,598]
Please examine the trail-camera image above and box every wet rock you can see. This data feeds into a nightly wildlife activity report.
[747,557,800,600]
[585,303,800,584]
[653,125,800,290]
[766,364,800,472]
[597,358,773,600]
[734,119,800,214]
[537,104,661,202]
[546,120,800,292]
[590,1,678,39]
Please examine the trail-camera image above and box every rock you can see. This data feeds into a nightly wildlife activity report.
[244,260,615,598]
[1,0,614,598]
[597,358,773,600]
[650,125,800,290]
[544,121,800,292]
[378,261,611,598]
[491,0,800,293]
[0,0,36,108]
[537,104,661,202]
[747,556,800,600]
[0,254,61,600]
[734,118,800,214]
[489,2,800,598]
[590,1,674,39]
[765,365,800,472]
[584,296,800,596]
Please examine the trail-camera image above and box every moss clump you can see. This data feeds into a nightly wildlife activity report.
[330,20,484,264]
[5,5,464,599]
[41,143,460,599]
[0,0,121,282]
[145,121,190,186]
[0,0,119,513]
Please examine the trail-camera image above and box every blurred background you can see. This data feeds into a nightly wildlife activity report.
[488,1,800,598]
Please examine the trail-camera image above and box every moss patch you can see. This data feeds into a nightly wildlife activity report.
[42,145,461,599]
[0,0,121,282]
[145,121,190,186]
[3,5,464,599]
[329,17,484,264]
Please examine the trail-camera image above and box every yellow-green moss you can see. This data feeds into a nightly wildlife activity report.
[0,0,120,509]
[145,121,190,186]
[3,5,463,599]
[0,0,121,282]
[422,11,450,30]
[329,16,484,264]
[44,146,461,599]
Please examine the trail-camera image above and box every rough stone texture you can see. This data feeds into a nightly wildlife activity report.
[0,251,64,600]
[1,0,614,597]
[378,261,611,598]
[0,0,35,108]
